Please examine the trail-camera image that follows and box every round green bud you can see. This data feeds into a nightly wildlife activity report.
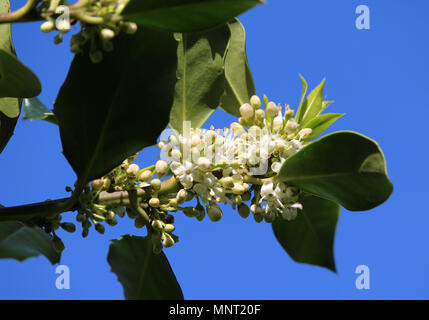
[150,179,162,191]
[285,120,298,133]
[126,207,138,219]
[238,203,250,219]
[220,177,234,189]
[76,213,85,223]
[134,216,146,229]
[266,101,278,118]
[230,122,245,134]
[239,103,254,121]
[285,109,295,118]
[103,178,111,189]
[298,128,313,139]
[162,233,175,248]
[155,160,169,176]
[207,203,223,222]
[176,189,188,204]
[60,222,76,233]
[123,22,138,34]
[250,95,262,109]
[54,33,63,45]
[232,183,246,195]
[126,164,140,178]
[95,223,105,234]
[92,178,104,190]
[195,204,206,221]
[106,217,118,226]
[242,191,251,202]
[151,219,164,231]
[255,109,265,121]
[100,28,115,40]
[163,224,175,233]
[82,229,89,238]
[40,21,55,33]
[253,212,263,223]
[149,197,160,208]
[139,170,153,182]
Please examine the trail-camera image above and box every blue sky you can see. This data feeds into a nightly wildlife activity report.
[0,0,427,299]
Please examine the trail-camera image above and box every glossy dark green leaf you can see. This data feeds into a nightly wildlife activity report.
[272,193,339,272]
[169,25,230,132]
[123,0,263,32]
[0,0,20,153]
[220,18,255,117]
[54,28,178,183]
[301,113,343,142]
[0,221,62,264]
[108,235,184,300]
[276,131,393,211]
[0,50,41,98]
[23,97,57,125]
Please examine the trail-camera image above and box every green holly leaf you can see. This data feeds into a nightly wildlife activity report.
[54,28,178,183]
[272,193,339,272]
[276,131,393,211]
[23,97,57,125]
[0,221,62,264]
[0,49,41,99]
[301,113,343,141]
[220,18,256,117]
[169,25,230,132]
[108,235,184,300]
[123,0,263,32]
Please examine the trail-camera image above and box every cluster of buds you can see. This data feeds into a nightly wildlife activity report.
[38,0,137,63]
[75,94,314,254]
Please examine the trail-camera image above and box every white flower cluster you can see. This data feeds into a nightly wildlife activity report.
[157,94,314,222]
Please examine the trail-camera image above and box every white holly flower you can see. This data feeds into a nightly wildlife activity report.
[170,160,194,189]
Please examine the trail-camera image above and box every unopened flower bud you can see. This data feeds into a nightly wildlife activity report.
[285,109,295,119]
[92,178,104,190]
[60,222,76,233]
[40,21,55,33]
[176,189,188,204]
[250,95,262,109]
[113,206,125,218]
[134,216,146,228]
[255,109,265,121]
[150,179,162,191]
[162,233,175,248]
[239,103,254,120]
[232,183,246,195]
[127,164,140,178]
[151,220,164,231]
[230,122,245,134]
[163,224,175,233]
[298,128,313,139]
[238,203,250,218]
[106,217,118,226]
[220,177,234,189]
[76,213,85,222]
[82,229,89,238]
[149,197,160,207]
[171,149,182,161]
[207,203,223,222]
[100,28,115,40]
[139,170,153,182]
[238,117,247,127]
[122,22,138,34]
[103,178,111,189]
[155,160,169,176]
[95,223,105,234]
[266,102,278,118]
[285,120,298,133]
